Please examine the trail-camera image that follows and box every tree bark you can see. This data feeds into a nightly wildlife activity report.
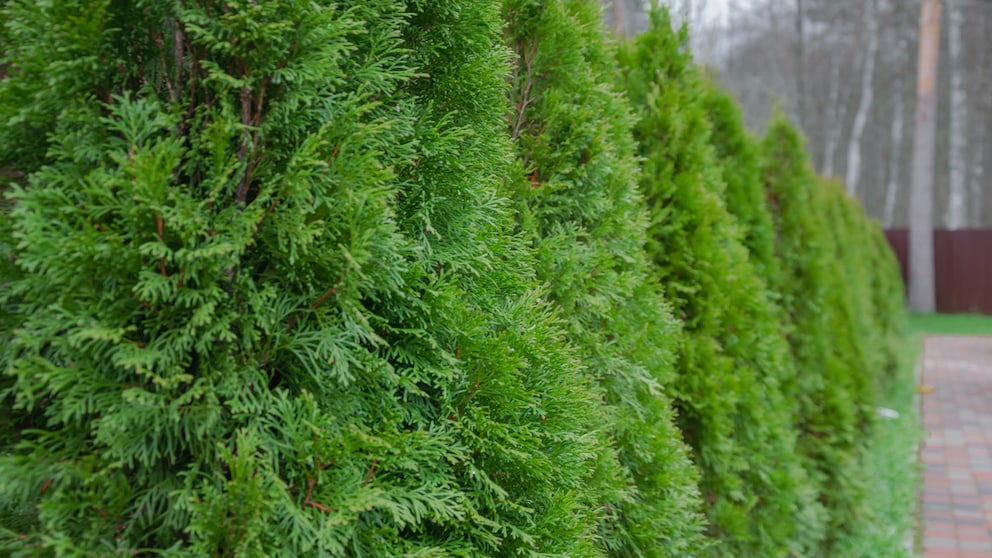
[845,0,878,196]
[822,56,843,178]
[970,7,989,227]
[971,122,985,227]
[945,0,968,229]
[909,0,941,313]
[883,70,905,228]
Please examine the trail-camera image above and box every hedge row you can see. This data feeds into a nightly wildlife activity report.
[0,2,905,557]
[618,13,823,556]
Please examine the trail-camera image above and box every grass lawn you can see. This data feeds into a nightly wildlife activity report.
[908,313,992,337]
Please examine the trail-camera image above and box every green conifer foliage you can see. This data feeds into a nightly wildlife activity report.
[867,224,907,381]
[617,11,825,556]
[818,180,905,386]
[502,1,706,555]
[819,179,884,388]
[0,2,610,554]
[759,116,887,552]
[698,79,778,282]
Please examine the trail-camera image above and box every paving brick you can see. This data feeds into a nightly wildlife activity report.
[921,337,992,558]
[925,536,958,549]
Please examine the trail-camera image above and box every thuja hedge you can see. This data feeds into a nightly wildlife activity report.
[0,1,619,555]
[0,1,907,556]
[502,1,705,555]
[617,11,825,557]
[698,77,778,282]
[760,114,906,553]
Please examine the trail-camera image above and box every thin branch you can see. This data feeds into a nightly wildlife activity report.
[304,477,334,512]
[361,459,378,488]
[510,41,538,140]
[156,214,167,277]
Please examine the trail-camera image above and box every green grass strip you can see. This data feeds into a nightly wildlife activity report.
[909,313,992,336]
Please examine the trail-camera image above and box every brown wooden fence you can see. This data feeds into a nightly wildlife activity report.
[884,229,992,314]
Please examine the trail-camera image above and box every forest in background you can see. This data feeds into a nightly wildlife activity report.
[606,0,992,229]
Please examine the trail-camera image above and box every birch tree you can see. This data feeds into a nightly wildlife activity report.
[844,0,878,196]
[945,0,968,229]
[970,11,988,226]
[909,0,941,313]
[822,57,843,178]
[883,43,907,228]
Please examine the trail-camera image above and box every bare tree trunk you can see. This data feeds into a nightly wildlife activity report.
[883,71,905,228]
[822,57,843,177]
[909,0,941,313]
[970,8,989,227]
[971,123,985,227]
[845,0,878,196]
[945,0,968,229]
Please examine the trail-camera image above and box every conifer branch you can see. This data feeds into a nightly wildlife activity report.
[235,84,253,205]
[284,265,350,334]
[310,286,337,312]
[303,477,334,512]
[510,41,538,141]
[236,74,270,205]
[527,169,540,188]
[361,458,378,488]
[449,380,482,420]
[139,298,160,317]
[310,265,349,313]
[173,21,184,98]
[184,44,200,126]
[0,167,24,180]
[158,22,180,104]
[315,452,333,470]
[156,214,167,276]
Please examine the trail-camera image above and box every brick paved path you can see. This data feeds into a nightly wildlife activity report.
[921,336,992,558]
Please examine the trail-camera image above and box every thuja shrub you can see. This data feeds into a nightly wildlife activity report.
[867,224,907,381]
[817,181,880,463]
[818,177,906,419]
[819,179,885,389]
[502,1,706,555]
[0,1,612,555]
[698,78,778,282]
[759,115,880,552]
[818,181,905,384]
[617,10,824,556]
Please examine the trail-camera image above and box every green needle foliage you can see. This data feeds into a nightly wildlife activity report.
[698,78,778,283]
[869,225,908,381]
[0,1,612,555]
[502,1,706,556]
[816,179,908,544]
[759,115,899,553]
[618,10,825,556]
[0,1,913,555]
